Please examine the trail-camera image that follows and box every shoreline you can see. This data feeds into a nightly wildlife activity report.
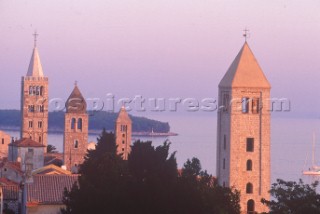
[0,126,178,137]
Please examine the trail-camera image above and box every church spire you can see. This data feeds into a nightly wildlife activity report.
[219,42,270,88]
[65,84,87,114]
[26,32,44,77]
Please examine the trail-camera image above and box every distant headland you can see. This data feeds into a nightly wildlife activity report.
[0,110,176,136]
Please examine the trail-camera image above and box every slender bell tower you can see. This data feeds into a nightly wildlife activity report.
[115,107,132,160]
[63,83,88,172]
[216,37,271,213]
[21,32,49,149]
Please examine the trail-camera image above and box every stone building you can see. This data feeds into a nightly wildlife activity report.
[115,107,132,160]
[25,174,79,214]
[0,178,21,214]
[20,37,48,149]
[0,160,23,183]
[216,41,271,213]
[63,84,88,172]
[0,131,11,158]
[8,138,45,172]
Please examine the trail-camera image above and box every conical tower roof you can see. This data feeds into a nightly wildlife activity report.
[26,47,44,77]
[116,106,132,123]
[65,84,87,113]
[219,42,270,88]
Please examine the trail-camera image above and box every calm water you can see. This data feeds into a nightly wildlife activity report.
[7,114,320,184]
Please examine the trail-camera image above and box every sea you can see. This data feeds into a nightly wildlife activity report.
[6,112,320,185]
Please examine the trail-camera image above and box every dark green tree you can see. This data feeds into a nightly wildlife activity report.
[47,144,57,153]
[177,158,241,214]
[62,129,241,214]
[61,129,128,214]
[126,140,178,214]
[262,179,320,214]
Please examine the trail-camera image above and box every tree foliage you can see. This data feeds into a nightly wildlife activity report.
[177,158,240,214]
[262,179,320,214]
[62,129,240,214]
[47,144,57,153]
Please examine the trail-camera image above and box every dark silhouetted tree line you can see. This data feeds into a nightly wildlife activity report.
[61,129,240,214]
[262,179,320,214]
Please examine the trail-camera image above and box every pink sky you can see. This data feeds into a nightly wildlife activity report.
[1,0,320,117]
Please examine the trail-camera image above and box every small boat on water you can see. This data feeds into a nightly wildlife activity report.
[303,132,320,175]
[303,168,320,175]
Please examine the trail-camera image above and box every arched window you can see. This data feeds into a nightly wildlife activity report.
[74,140,79,149]
[39,136,42,143]
[71,118,76,129]
[247,199,255,213]
[36,86,40,95]
[246,160,252,171]
[40,86,44,96]
[242,97,249,113]
[39,105,44,112]
[120,125,127,132]
[29,86,33,95]
[32,86,36,95]
[78,118,82,130]
[246,183,253,194]
[252,98,260,114]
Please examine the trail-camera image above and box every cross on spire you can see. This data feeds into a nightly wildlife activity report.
[75,80,78,86]
[33,31,39,47]
[243,28,250,42]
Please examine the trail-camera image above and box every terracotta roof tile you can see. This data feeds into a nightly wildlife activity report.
[0,177,19,185]
[32,164,71,175]
[26,175,79,205]
[1,185,19,200]
[10,138,45,148]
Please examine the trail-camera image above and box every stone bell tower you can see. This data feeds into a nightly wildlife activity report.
[216,41,271,213]
[63,83,88,172]
[115,107,132,160]
[21,32,48,149]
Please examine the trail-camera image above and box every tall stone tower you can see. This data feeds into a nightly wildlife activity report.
[115,107,132,160]
[21,33,48,149]
[216,41,271,213]
[63,84,88,172]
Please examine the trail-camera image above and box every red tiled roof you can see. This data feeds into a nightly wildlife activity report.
[0,178,20,200]
[1,185,19,200]
[32,164,71,175]
[26,175,79,205]
[0,177,19,185]
[10,138,45,147]
[0,161,23,175]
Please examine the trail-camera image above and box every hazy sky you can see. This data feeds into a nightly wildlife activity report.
[1,0,320,118]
